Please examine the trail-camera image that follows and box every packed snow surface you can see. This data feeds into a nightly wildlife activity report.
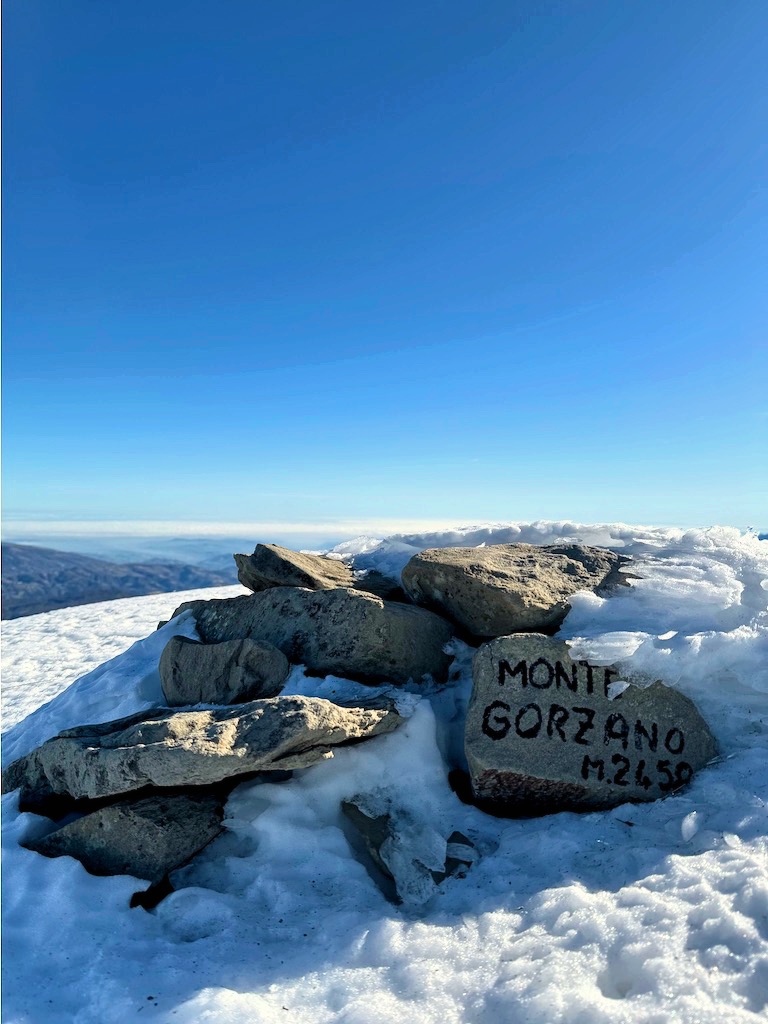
[2,522,768,1023]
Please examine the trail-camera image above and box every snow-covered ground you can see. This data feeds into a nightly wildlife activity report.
[2,522,767,1024]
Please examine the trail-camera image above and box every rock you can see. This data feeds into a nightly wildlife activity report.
[402,543,627,639]
[170,587,454,686]
[2,695,402,807]
[352,569,407,603]
[466,634,718,814]
[341,798,394,880]
[159,636,289,706]
[235,543,354,592]
[342,795,475,905]
[24,792,224,882]
[235,543,405,602]
[443,831,477,879]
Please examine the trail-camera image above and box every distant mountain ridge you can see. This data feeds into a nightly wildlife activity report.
[1,543,238,619]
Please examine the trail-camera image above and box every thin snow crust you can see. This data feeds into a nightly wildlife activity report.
[2,523,767,1024]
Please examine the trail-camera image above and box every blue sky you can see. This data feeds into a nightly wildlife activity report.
[3,0,767,535]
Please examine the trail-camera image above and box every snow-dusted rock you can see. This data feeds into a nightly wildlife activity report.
[24,792,224,882]
[466,634,718,814]
[171,587,454,686]
[402,543,627,639]
[3,696,402,806]
[159,635,289,706]
[342,793,476,905]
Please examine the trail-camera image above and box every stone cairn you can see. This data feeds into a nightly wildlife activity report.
[2,541,718,907]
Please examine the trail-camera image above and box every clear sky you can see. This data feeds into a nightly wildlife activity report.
[3,0,767,534]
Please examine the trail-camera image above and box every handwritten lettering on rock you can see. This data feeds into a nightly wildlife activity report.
[465,635,718,813]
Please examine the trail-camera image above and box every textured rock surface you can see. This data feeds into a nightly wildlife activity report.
[235,543,404,602]
[3,696,402,806]
[159,635,289,706]
[24,792,224,882]
[170,587,454,686]
[466,634,718,814]
[402,543,627,639]
[235,543,355,592]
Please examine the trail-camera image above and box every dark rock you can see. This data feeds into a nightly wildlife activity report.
[130,875,175,910]
[466,634,718,814]
[170,587,454,686]
[24,791,224,882]
[342,798,394,880]
[402,543,628,639]
[443,831,477,879]
[352,569,408,603]
[159,636,289,706]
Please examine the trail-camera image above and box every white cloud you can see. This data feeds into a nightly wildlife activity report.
[2,518,470,539]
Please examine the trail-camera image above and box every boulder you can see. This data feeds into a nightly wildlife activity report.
[235,543,354,592]
[235,543,405,602]
[2,695,402,807]
[465,634,718,815]
[159,636,289,706]
[402,543,627,639]
[24,792,224,882]
[170,587,454,686]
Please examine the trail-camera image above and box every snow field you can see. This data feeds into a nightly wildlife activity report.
[0,584,249,735]
[2,523,767,1023]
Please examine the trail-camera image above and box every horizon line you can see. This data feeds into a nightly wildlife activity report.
[2,517,498,538]
[3,517,760,540]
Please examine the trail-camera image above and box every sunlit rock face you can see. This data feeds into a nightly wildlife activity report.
[402,543,628,640]
[2,695,403,807]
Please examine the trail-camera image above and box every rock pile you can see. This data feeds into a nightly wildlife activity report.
[171,586,453,685]
[3,538,718,905]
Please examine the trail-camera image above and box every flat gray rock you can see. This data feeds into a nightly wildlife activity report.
[3,695,402,807]
[159,636,289,706]
[402,543,627,639]
[24,792,224,882]
[466,634,718,814]
[170,587,454,686]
